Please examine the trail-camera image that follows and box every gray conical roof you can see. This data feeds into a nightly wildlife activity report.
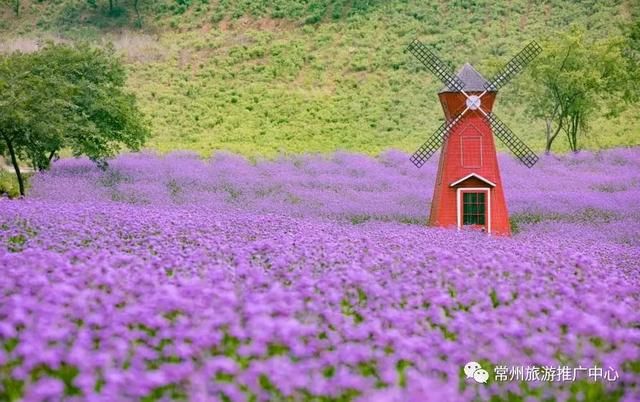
[439,63,494,93]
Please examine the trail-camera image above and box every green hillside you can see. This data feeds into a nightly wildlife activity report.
[1,0,639,157]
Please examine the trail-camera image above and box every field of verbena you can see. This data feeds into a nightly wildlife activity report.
[1,148,639,401]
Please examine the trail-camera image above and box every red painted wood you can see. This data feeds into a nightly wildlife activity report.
[428,90,512,236]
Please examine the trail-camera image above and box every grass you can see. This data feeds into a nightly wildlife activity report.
[0,0,639,158]
[0,171,25,198]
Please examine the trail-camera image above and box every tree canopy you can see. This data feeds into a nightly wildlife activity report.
[0,43,149,196]
[526,26,639,153]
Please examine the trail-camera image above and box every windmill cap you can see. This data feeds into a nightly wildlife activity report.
[439,63,495,93]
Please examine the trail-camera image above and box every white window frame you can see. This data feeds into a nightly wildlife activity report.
[449,173,496,188]
[456,187,491,234]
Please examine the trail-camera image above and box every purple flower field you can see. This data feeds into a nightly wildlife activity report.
[1,148,639,401]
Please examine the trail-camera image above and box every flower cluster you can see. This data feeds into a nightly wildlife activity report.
[1,149,639,401]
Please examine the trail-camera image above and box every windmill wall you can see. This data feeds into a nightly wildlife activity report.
[428,91,511,236]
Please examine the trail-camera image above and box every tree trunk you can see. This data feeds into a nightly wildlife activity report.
[565,112,579,152]
[48,150,57,165]
[544,100,564,154]
[4,137,25,197]
[571,113,579,152]
[544,118,552,154]
[574,111,581,152]
[573,113,581,152]
[545,117,564,154]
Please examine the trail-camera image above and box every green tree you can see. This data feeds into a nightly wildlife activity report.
[527,27,638,153]
[0,43,149,196]
[621,19,640,103]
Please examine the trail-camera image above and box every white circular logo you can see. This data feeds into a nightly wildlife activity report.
[465,95,481,110]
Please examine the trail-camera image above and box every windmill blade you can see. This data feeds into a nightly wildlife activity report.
[410,110,468,168]
[484,113,539,168]
[484,41,542,91]
[407,39,465,92]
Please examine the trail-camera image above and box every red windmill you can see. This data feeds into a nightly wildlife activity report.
[407,40,542,236]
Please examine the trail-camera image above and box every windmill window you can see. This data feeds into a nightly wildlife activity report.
[462,192,485,225]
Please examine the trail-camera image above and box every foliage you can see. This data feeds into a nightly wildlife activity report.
[156,0,382,20]
[621,18,640,102]
[1,1,638,157]
[0,43,149,195]
[526,26,639,153]
[1,148,639,400]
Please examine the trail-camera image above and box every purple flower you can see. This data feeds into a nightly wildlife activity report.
[0,148,639,400]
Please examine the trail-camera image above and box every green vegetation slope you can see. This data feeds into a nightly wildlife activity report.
[1,0,639,157]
